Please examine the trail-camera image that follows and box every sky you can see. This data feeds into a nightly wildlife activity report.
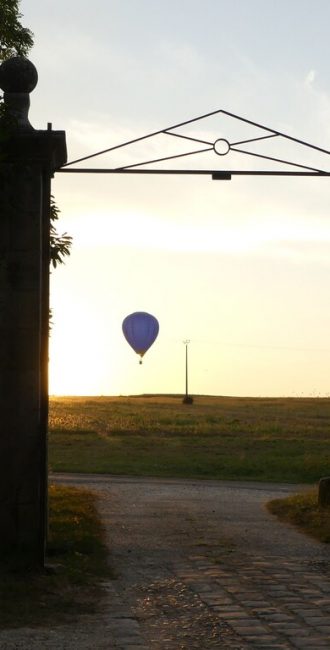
[20,0,330,397]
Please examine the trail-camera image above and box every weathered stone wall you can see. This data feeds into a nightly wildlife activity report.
[0,162,43,552]
[0,56,67,562]
[0,132,66,561]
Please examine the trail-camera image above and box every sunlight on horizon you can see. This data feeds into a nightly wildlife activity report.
[28,0,330,399]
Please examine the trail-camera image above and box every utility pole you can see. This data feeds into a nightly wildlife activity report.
[182,340,193,404]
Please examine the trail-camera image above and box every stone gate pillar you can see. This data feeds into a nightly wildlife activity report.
[0,57,67,563]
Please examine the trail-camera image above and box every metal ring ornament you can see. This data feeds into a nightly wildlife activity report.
[213,138,231,156]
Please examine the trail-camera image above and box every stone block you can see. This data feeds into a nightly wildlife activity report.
[318,477,330,507]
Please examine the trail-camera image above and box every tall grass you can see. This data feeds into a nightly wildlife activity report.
[268,489,330,542]
[0,485,110,629]
[49,395,330,483]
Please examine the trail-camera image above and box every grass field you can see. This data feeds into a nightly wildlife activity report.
[267,488,330,543]
[0,485,110,628]
[49,395,330,483]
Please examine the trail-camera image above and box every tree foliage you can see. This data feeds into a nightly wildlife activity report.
[50,197,72,268]
[0,0,34,61]
[0,1,72,267]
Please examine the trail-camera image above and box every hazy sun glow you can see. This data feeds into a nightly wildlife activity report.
[22,0,330,397]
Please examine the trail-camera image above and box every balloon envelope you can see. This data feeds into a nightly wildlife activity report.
[122,312,159,359]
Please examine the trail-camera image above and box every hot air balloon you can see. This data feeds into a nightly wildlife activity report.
[122,312,159,364]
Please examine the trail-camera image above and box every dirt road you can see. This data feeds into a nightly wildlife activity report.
[1,475,329,649]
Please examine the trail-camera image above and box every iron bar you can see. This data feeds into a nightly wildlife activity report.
[231,133,279,147]
[164,131,213,146]
[56,167,330,177]
[221,109,330,156]
[61,108,330,171]
[114,146,213,171]
[213,170,330,178]
[62,108,225,167]
[230,147,325,173]
[57,168,231,177]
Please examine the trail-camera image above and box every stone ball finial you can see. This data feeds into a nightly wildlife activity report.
[0,56,38,94]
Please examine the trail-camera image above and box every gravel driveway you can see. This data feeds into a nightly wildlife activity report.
[1,475,329,649]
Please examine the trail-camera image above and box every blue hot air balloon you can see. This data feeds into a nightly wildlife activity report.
[122,312,159,364]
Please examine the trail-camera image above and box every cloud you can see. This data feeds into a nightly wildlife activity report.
[65,206,330,267]
[159,40,203,72]
[304,69,316,87]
